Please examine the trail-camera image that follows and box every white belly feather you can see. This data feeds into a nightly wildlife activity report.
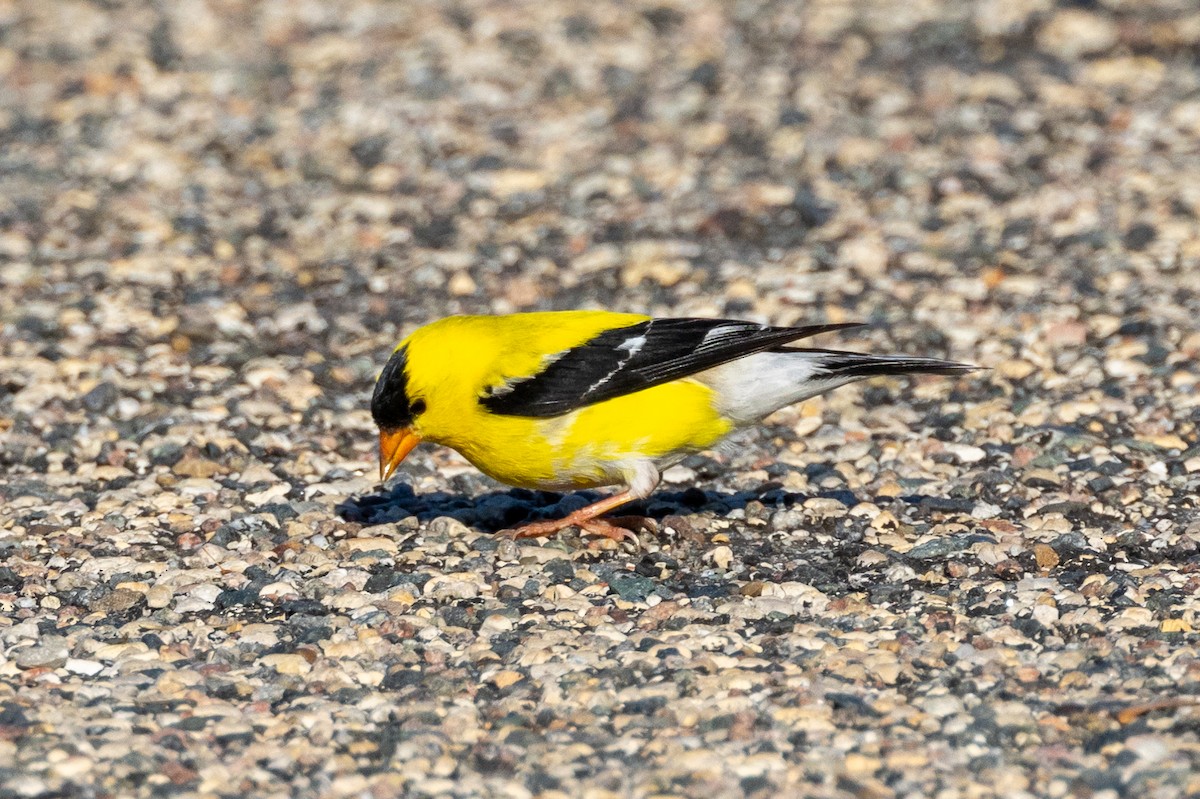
[698,351,859,427]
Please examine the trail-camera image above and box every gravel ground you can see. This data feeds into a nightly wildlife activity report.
[2,1,1200,797]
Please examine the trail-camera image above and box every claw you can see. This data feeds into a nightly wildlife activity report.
[495,488,663,547]
[578,518,641,545]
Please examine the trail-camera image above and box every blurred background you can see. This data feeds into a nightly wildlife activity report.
[3,0,1197,475]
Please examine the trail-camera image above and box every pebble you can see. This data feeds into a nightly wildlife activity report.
[423,575,481,600]
[92,588,144,613]
[489,670,524,689]
[769,509,807,531]
[944,444,987,463]
[707,545,735,569]
[145,585,174,608]
[260,654,313,675]
[172,457,223,478]
[607,573,657,603]
[1037,10,1120,59]
[1033,544,1060,570]
[64,658,105,676]
[907,536,973,560]
[81,381,119,412]
[15,640,70,670]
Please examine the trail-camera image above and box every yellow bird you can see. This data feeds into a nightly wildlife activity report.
[372,311,973,541]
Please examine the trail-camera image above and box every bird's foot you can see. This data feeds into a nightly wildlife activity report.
[601,515,659,536]
[577,518,641,545]
[500,514,654,545]
[498,489,647,545]
[500,517,570,540]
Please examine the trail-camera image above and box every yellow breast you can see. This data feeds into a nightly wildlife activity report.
[441,378,732,491]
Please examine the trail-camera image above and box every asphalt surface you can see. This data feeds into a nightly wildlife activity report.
[2,1,1199,797]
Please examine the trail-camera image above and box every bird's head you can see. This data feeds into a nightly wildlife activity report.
[372,322,501,481]
[371,314,565,482]
[371,344,427,481]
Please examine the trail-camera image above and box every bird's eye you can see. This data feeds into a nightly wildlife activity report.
[411,398,427,415]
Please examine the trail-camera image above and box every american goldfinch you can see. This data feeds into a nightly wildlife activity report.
[372,311,973,541]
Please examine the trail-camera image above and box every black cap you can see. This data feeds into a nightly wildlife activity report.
[371,346,415,430]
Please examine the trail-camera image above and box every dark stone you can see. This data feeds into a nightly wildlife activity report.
[149,443,185,467]
[364,568,429,593]
[204,679,241,702]
[621,696,667,715]
[1051,531,1091,556]
[173,213,209,236]
[279,599,327,617]
[643,6,684,34]
[635,553,679,577]
[542,559,574,583]
[0,702,30,727]
[489,631,520,659]
[443,6,473,30]
[525,770,559,793]
[148,18,181,70]
[209,524,241,547]
[364,570,400,593]
[470,742,516,775]
[687,61,721,94]
[680,454,725,479]
[1013,616,1046,640]
[0,567,21,591]
[381,667,424,690]
[215,586,261,609]
[173,716,209,731]
[1001,217,1035,249]
[349,135,388,169]
[683,578,734,599]
[918,496,976,514]
[601,65,638,94]
[259,503,298,523]
[497,29,541,63]
[727,118,767,157]
[907,535,974,560]
[471,535,501,553]
[607,573,657,602]
[1123,223,1157,251]
[439,605,477,629]
[778,107,810,126]
[562,14,597,41]
[472,154,504,171]
[793,188,837,228]
[413,215,457,249]
[740,776,773,795]
[489,120,519,146]
[82,381,119,412]
[215,728,255,746]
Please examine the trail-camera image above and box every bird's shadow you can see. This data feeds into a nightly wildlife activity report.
[336,480,866,533]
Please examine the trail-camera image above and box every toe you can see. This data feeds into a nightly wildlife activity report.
[579,519,640,545]
[501,518,567,540]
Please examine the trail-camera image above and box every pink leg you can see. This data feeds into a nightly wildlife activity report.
[503,490,642,543]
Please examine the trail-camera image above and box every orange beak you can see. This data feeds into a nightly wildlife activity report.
[378,427,421,482]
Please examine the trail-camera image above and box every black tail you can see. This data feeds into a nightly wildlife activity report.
[788,347,978,378]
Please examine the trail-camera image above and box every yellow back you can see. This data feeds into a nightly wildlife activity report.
[400,311,646,402]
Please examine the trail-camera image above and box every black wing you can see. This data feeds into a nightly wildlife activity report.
[481,318,863,418]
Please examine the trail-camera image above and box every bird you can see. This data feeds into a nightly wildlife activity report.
[371,311,974,542]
